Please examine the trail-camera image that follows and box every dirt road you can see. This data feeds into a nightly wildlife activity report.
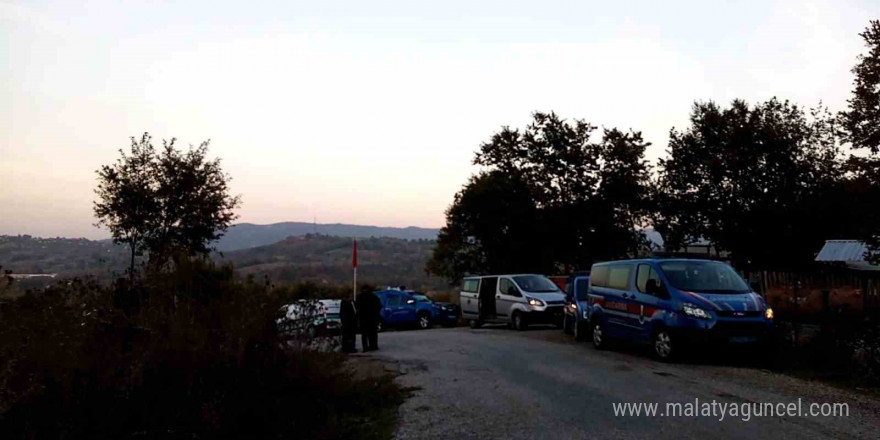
[364,326,880,440]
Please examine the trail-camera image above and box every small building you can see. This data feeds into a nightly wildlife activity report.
[815,240,880,271]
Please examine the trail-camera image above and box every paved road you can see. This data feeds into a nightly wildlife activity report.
[363,326,880,440]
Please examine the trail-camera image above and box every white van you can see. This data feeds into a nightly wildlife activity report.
[460,274,566,330]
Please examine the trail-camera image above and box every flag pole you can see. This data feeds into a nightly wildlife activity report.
[352,238,358,301]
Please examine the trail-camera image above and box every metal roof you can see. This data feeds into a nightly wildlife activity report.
[815,240,869,262]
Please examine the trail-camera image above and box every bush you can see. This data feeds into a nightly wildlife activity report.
[768,318,880,387]
[0,261,406,440]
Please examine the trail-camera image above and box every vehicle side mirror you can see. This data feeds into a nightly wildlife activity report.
[406,299,415,305]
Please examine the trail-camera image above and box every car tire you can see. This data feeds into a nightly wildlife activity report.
[592,320,607,350]
[418,313,432,330]
[563,315,573,335]
[513,311,527,331]
[653,328,676,361]
[574,320,587,341]
[468,319,482,329]
[377,320,385,333]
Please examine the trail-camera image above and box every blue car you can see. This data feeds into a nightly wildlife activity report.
[562,273,590,341]
[586,259,773,361]
[412,293,460,327]
[372,289,458,331]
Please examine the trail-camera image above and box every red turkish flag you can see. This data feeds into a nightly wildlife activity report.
[352,238,358,268]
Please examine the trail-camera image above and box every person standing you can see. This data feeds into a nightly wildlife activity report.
[357,291,380,351]
[339,299,357,353]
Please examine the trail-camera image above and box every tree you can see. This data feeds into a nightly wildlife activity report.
[0,266,13,297]
[840,156,880,264]
[840,20,880,263]
[840,20,880,154]
[428,112,653,283]
[474,112,601,208]
[426,171,549,282]
[654,99,843,268]
[593,128,654,260]
[474,112,653,270]
[95,133,241,274]
[94,134,159,277]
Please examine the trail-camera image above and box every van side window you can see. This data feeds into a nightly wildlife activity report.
[575,278,589,301]
[499,278,520,296]
[462,279,480,292]
[607,265,632,290]
[590,266,609,288]
[387,295,401,307]
[636,264,663,295]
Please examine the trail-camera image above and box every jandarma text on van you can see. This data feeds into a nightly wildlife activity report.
[612,398,849,421]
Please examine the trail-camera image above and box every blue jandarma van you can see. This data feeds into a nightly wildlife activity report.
[587,259,773,360]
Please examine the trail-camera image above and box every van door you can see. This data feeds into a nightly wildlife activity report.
[496,277,522,319]
[574,276,590,323]
[460,278,481,319]
[634,264,668,342]
[602,264,642,339]
[478,277,497,319]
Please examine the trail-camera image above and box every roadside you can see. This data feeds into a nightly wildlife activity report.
[368,326,880,440]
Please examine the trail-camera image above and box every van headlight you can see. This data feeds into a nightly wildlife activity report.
[528,297,545,307]
[682,303,711,320]
[764,308,774,320]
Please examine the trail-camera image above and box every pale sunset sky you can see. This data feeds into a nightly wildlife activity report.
[2,0,878,239]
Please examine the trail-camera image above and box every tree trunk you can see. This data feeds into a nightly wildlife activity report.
[129,242,136,281]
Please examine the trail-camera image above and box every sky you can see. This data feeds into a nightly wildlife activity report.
[1,0,878,239]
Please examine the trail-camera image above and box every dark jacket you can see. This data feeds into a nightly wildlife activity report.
[340,299,356,332]
[356,292,380,327]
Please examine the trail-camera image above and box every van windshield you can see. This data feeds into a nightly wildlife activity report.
[659,261,751,294]
[513,275,559,293]
[413,294,431,303]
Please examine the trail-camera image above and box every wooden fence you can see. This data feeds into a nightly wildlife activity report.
[742,269,880,320]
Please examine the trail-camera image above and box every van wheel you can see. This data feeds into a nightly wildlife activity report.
[513,311,527,331]
[418,313,432,330]
[376,321,384,333]
[468,319,482,329]
[574,321,587,341]
[592,321,607,349]
[653,329,676,361]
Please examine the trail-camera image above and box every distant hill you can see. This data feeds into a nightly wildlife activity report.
[0,233,449,292]
[216,222,440,252]
[217,234,448,292]
[0,235,127,276]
